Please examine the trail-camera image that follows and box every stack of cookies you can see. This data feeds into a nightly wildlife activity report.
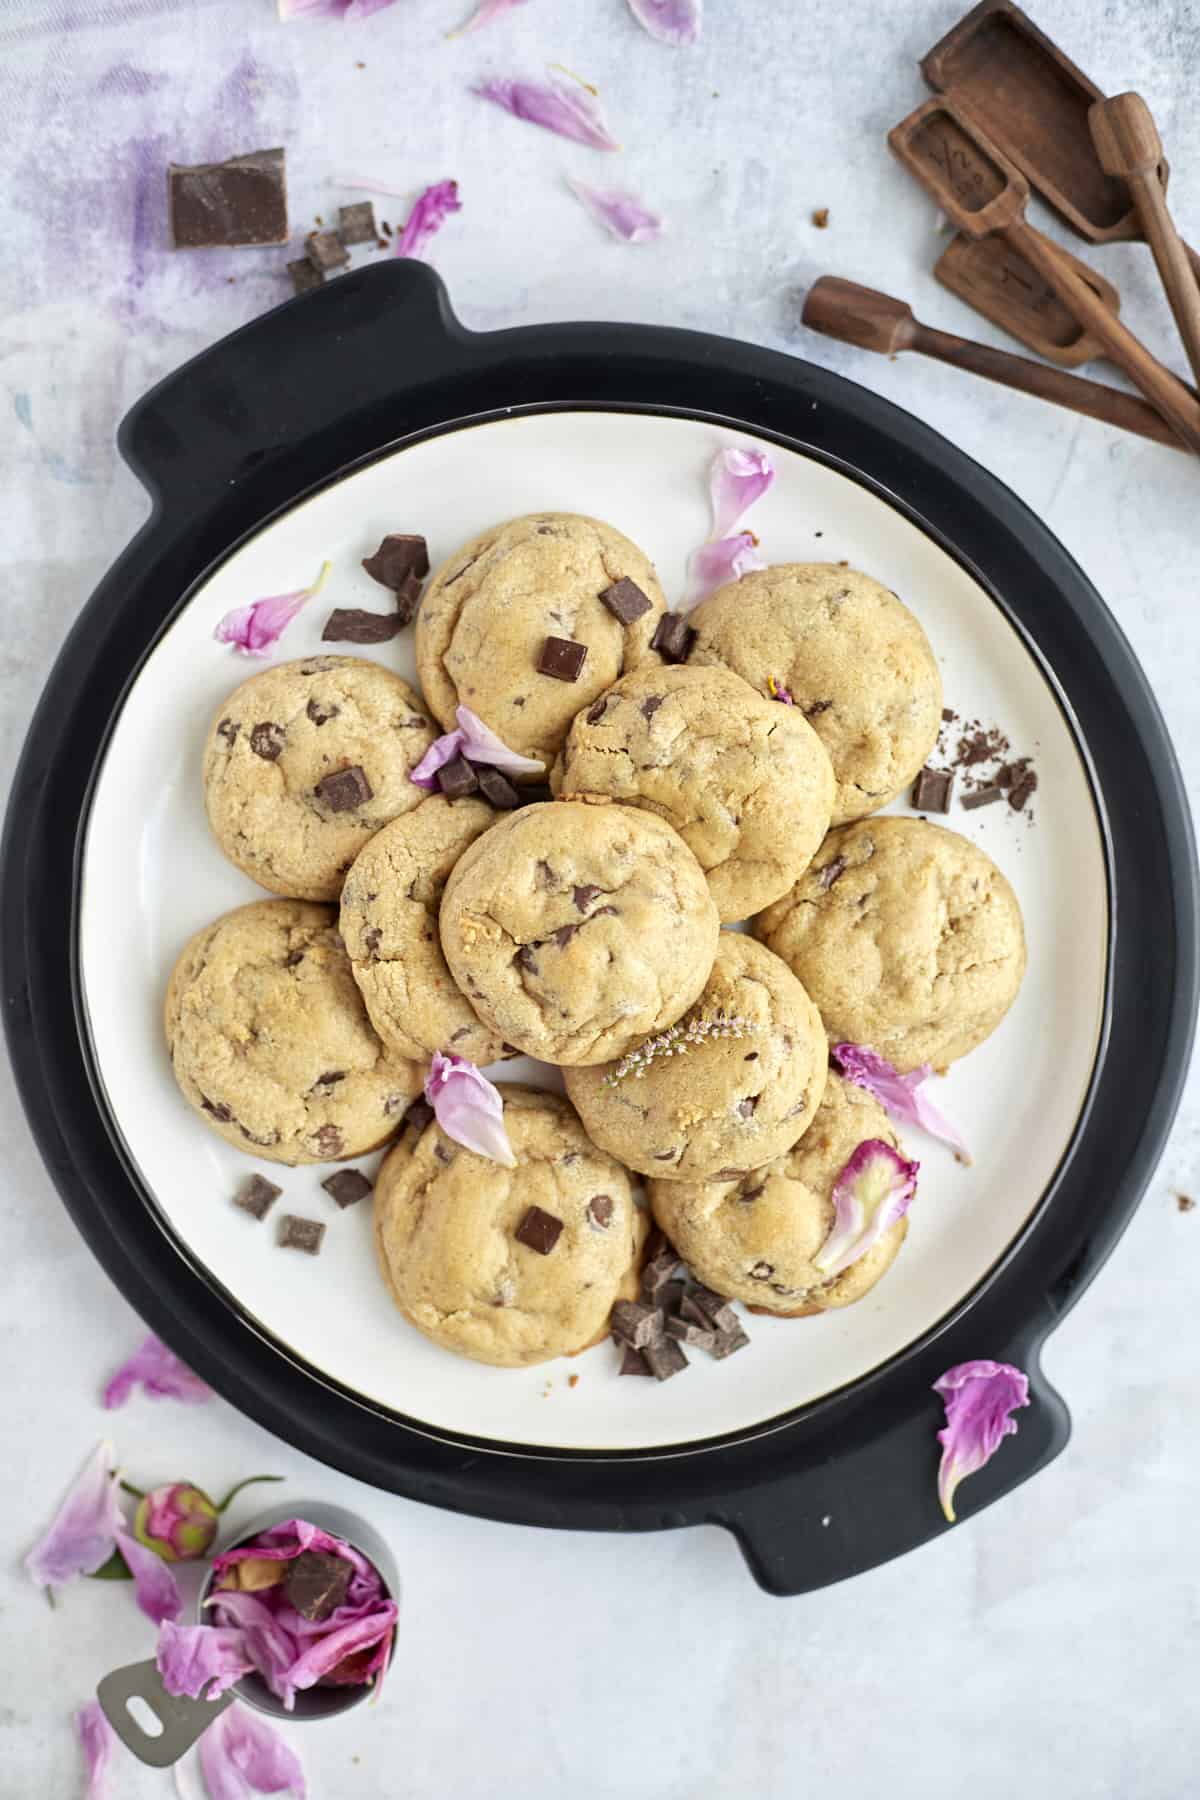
[166,511,1026,1374]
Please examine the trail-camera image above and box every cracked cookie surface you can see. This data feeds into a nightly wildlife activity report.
[648,1075,909,1315]
[551,664,835,922]
[373,1084,646,1366]
[414,512,666,775]
[165,898,422,1165]
[687,564,942,824]
[202,655,435,902]
[564,933,827,1181]
[340,794,507,1066]
[439,802,720,1066]
[754,816,1026,1072]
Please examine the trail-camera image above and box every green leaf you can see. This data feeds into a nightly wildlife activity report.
[216,1474,285,1514]
[87,1550,133,1582]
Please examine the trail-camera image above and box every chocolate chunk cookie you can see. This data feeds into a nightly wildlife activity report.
[564,933,827,1180]
[165,899,422,1164]
[373,1085,647,1366]
[552,664,835,921]
[439,802,720,1066]
[202,656,435,901]
[755,816,1026,1072]
[687,564,942,824]
[340,794,508,1066]
[648,1075,910,1315]
[414,513,667,775]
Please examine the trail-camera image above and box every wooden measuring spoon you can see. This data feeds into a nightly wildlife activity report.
[802,276,1184,450]
[1089,93,1200,389]
[888,96,1200,455]
[934,233,1119,369]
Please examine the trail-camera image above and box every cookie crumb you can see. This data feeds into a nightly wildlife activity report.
[568,1373,580,1388]
[812,207,830,228]
[1176,1192,1196,1213]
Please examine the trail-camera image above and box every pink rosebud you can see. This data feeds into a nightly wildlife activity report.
[134,1482,219,1562]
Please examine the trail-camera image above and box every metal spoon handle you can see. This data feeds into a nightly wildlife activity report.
[96,1658,233,1768]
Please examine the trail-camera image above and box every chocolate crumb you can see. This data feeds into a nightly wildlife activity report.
[568,1373,580,1388]
[1176,1193,1196,1213]
[278,1215,325,1255]
[234,1174,281,1220]
[1008,769,1038,811]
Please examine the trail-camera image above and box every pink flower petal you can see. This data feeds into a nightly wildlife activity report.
[206,1591,304,1709]
[158,1620,257,1701]
[626,0,702,46]
[425,1053,516,1166]
[75,1700,118,1800]
[214,563,330,658]
[198,1702,308,1800]
[814,1138,919,1278]
[709,445,774,539]
[25,1440,124,1591]
[103,1333,212,1410]
[473,74,620,150]
[934,1360,1030,1522]
[683,532,766,610]
[411,705,544,790]
[450,0,530,33]
[279,0,397,16]
[395,180,462,260]
[285,1603,398,1693]
[832,1044,971,1163]
[213,1519,373,1585]
[114,1527,183,1626]
[566,179,663,244]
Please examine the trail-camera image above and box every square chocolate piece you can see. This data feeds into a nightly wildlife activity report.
[475,765,520,809]
[650,613,696,665]
[362,534,430,592]
[169,148,288,249]
[306,229,349,272]
[234,1173,281,1221]
[287,258,324,297]
[619,1346,653,1376]
[321,1169,373,1210]
[315,765,372,812]
[709,1322,750,1360]
[599,577,652,624]
[437,756,480,800]
[536,636,589,683]
[514,1205,564,1255]
[337,201,377,245]
[284,1549,352,1622]
[278,1215,326,1255]
[912,766,953,813]
[687,1285,739,1334]
[666,1315,716,1350]
[610,1300,662,1350]
[322,607,401,644]
[643,1336,689,1382]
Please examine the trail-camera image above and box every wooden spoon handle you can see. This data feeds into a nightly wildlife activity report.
[1128,169,1200,388]
[1006,218,1200,455]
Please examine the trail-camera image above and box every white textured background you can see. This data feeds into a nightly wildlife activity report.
[2,2,1198,1795]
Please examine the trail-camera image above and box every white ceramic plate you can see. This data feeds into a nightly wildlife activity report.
[78,409,1107,1452]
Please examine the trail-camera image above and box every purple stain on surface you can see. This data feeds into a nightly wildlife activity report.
[97,62,167,97]
[128,134,169,293]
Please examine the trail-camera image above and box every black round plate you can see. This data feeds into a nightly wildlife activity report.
[3,263,1195,1594]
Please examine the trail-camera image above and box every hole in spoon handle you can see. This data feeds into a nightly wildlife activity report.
[96,1658,233,1768]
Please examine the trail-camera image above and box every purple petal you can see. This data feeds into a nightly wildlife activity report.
[425,1053,516,1166]
[410,727,466,791]
[473,74,620,151]
[206,1591,304,1709]
[832,1044,971,1163]
[395,180,462,260]
[450,0,529,32]
[814,1138,919,1278]
[683,532,766,610]
[456,706,545,776]
[103,1333,212,1409]
[566,179,663,244]
[214,563,330,658]
[279,0,397,16]
[626,0,702,45]
[767,677,793,705]
[285,1602,398,1693]
[75,1700,117,1800]
[199,1703,308,1800]
[934,1360,1030,1522]
[157,1621,256,1701]
[213,1520,373,1586]
[709,445,774,539]
[25,1440,124,1590]
[114,1528,183,1625]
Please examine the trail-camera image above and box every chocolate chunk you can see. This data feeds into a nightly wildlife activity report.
[658,1279,686,1318]
[321,1168,373,1209]
[475,765,520,809]
[278,1215,326,1255]
[362,534,430,592]
[912,766,953,813]
[709,1322,750,1359]
[202,1096,233,1122]
[234,1173,281,1220]
[306,697,340,727]
[537,636,589,682]
[169,148,288,249]
[962,784,1003,810]
[586,697,610,725]
[287,258,323,296]
[514,945,539,974]
[816,855,846,891]
[643,1336,689,1381]
[250,721,286,761]
[284,1549,352,1622]
[678,1291,714,1331]
[650,613,696,665]
[619,1346,653,1376]
[433,1142,455,1165]
[515,1206,564,1255]
[402,1099,435,1136]
[436,756,480,800]
[322,607,402,644]
[587,1194,614,1230]
[666,1315,716,1350]
[216,717,240,747]
[737,1096,759,1119]
[393,572,424,626]
[942,707,957,723]
[610,1300,662,1349]
[310,1070,345,1093]
[599,577,652,624]
[306,229,349,272]
[687,1285,739,1333]
[312,1125,344,1159]
[641,1240,683,1300]
[1008,769,1038,811]
[749,1260,774,1280]
[337,200,377,245]
[640,696,664,721]
[315,765,372,812]
[573,884,603,911]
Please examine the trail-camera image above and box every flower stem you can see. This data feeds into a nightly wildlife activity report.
[216,1474,284,1514]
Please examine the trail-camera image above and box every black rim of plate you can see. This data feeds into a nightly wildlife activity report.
[4,262,1196,1595]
